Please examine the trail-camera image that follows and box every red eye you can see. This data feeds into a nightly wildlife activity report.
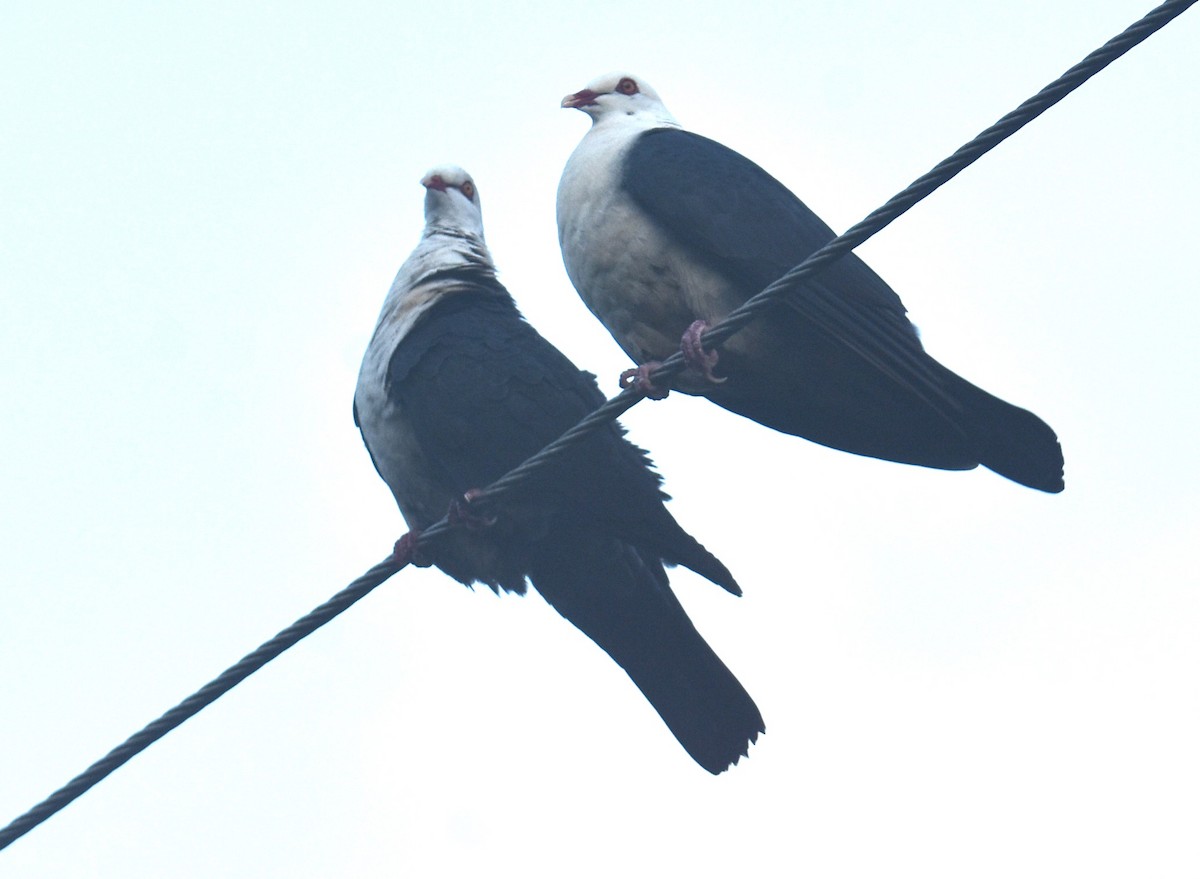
[460,180,475,200]
[617,77,638,95]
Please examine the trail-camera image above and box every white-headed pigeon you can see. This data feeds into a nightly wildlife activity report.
[557,72,1064,493]
[354,166,763,773]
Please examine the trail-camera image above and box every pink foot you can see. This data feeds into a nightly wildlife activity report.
[619,362,670,400]
[448,488,497,531]
[393,530,430,568]
[680,320,726,384]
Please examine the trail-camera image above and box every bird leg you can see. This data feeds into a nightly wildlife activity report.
[393,530,431,568]
[680,320,726,384]
[619,363,671,400]
[448,488,498,531]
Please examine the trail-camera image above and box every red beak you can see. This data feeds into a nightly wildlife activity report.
[423,175,447,192]
[561,89,599,109]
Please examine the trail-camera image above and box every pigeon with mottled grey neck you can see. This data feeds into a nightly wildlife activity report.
[354,166,763,773]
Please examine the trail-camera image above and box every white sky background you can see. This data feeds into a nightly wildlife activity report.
[2,0,1197,875]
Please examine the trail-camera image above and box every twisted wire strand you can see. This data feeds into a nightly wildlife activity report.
[464,0,1196,516]
[700,0,1196,353]
[0,557,401,850]
[1,0,1192,853]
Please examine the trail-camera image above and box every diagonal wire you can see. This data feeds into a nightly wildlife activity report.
[464,0,1196,517]
[0,557,401,850]
[1,0,1192,854]
[699,0,1198,354]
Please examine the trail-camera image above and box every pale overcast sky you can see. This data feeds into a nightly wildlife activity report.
[2,1,1197,876]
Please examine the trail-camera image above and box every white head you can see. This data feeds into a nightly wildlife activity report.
[561,72,679,129]
[420,165,485,240]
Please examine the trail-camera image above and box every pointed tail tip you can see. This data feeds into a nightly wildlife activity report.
[719,572,743,597]
[696,540,743,596]
[670,534,743,596]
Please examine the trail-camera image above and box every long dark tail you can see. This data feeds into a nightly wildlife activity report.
[948,374,1065,493]
[530,536,763,774]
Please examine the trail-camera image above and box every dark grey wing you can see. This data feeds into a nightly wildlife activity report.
[621,128,905,310]
[621,129,1063,492]
[381,292,763,772]
[387,291,616,494]
[387,290,739,587]
[622,128,954,409]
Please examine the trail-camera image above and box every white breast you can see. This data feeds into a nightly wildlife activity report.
[557,126,742,366]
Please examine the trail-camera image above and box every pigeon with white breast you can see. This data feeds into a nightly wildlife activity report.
[354,166,763,773]
[557,72,1064,493]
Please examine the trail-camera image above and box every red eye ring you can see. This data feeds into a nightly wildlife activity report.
[617,77,638,95]
[460,180,476,200]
